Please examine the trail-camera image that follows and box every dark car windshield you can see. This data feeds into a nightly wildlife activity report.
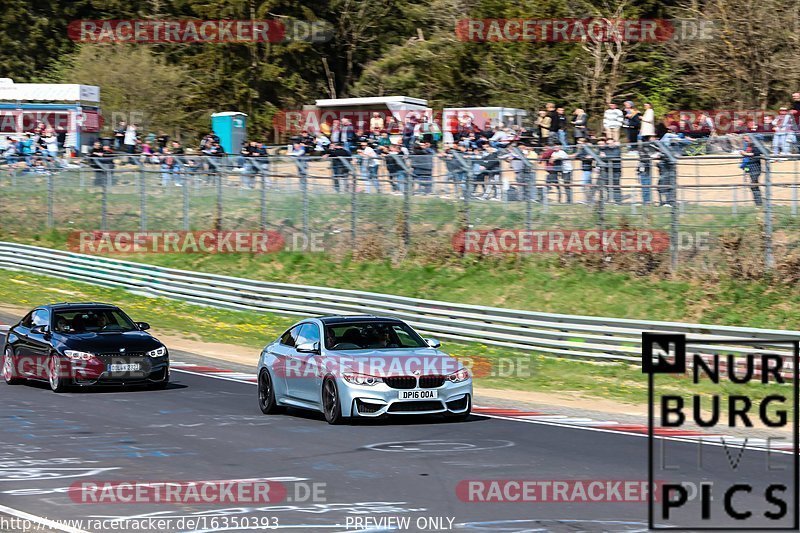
[324,321,428,350]
[52,309,138,334]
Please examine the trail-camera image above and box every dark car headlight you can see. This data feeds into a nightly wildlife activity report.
[447,368,470,383]
[146,346,167,358]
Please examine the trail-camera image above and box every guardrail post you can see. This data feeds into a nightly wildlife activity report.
[750,136,775,271]
[138,160,147,232]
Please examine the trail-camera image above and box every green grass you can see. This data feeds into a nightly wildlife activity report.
[0,270,793,412]
[8,228,800,330]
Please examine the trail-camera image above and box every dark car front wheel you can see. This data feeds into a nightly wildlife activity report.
[48,354,70,393]
[2,347,23,385]
[258,369,282,414]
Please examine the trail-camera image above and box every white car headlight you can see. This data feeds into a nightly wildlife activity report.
[64,350,94,361]
[447,368,470,383]
[343,373,383,386]
[146,346,167,358]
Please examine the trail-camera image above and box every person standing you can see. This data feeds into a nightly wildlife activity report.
[90,140,106,186]
[740,135,763,206]
[124,123,138,163]
[603,102,623,143]
[576,138,594,203]
[536,110,552,146]
[623,102,641,146]
[603,138,623,203]
[640,103,656,140]
[555,107,569,147]
[550,146,573,203]
[114,121,127,151]
[326,142,351,193]
[638,144,653,205]
[772,108,794,156]
[572,109,588,141]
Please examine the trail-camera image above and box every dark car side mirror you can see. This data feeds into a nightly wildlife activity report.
[136,322,151,331]
[31,325,49,335]
[296,342,320,354]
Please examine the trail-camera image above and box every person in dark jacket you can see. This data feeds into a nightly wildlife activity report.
[740,135,763,207]
[326,143,352,192]
[411,142,435,194]
[603,139,623,203]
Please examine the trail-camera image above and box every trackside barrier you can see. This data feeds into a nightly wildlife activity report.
[0,242,796,365]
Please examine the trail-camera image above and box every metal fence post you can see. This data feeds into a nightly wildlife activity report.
[652,141,680,273]
[102,169,110,231]
[138,161,147,232]
[259,159,269,231]
[301,172,309,241]
[793,158,798,217]
[764,160,775,271]
[47,171,54,229]
[511,147,535,230]
[750,136,775,271]
[350,170,357,249]
[216,172,223,231]
[182,174,190,231]
[451,152,475,231]
[388,154,413,246]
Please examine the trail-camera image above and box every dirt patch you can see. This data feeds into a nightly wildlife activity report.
[474,386,647,417]
[155,332,259,367]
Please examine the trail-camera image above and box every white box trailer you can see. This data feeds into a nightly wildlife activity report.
[442,107,528,132]
[300,96,432,134]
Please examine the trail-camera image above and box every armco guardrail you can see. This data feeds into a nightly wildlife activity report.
[0,242,797,363]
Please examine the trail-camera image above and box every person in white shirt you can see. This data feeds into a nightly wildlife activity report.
[124,124,138,154]
[359,142,380,193]
[603,102,624,142]
[772,108,794,156]
[550,147,574,203]
[640,103,656,140]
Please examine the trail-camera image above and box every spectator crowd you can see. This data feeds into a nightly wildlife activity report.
[5,91,800,208]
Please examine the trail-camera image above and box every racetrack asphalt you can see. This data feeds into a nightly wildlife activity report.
[0,315,797,532]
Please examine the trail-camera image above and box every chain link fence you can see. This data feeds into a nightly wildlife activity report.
[1,137,798,276]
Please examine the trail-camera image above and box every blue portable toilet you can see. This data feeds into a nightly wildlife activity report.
[211,111,248,155]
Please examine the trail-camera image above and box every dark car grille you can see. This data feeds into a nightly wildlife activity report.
[384,376,417,389]
[97,353,147,358]
[388,401,444,413]
[384,375,445,389]
[419,375,445,388]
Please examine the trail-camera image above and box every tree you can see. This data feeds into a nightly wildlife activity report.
[47,46,202,140]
